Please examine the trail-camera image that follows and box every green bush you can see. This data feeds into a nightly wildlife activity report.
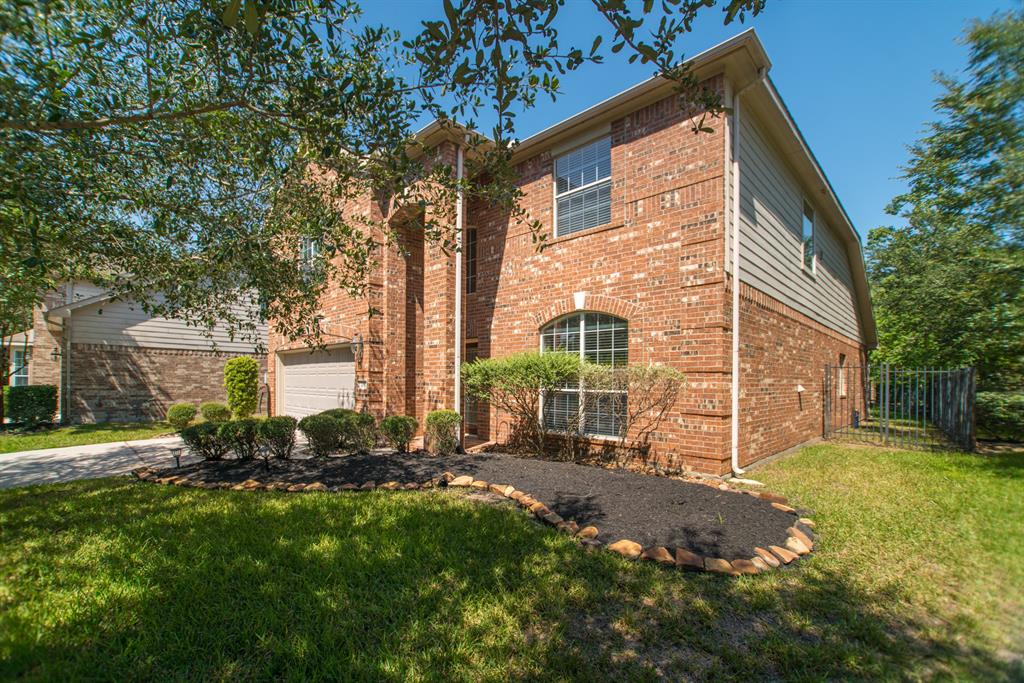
[380,415,418,452]
[218,418,261,460]
[223,357,260,418]
[180,422,230,460]
[320,408,358,421]
[461,351,581,453]
[298,414,341,457]
[425,410,461,456]
[200,402,232,424]
[166,403,198,431]
[976,392,1024,442]
[7,385,58,428]
[257,416,297,459]
[339,411,377,452]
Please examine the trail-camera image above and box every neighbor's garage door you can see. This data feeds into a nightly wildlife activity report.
[278,346,356,418]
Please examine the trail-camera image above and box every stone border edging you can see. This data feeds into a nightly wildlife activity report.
[131,467,815,577]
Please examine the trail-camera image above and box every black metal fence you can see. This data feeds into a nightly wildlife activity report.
[823,364,976,451]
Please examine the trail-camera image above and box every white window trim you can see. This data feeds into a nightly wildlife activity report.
[538,312,627,440]
[801,199,817,276]
[552,137,613,238]
[9,348,30,387]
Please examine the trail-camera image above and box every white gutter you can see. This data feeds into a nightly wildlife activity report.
[730,68,768,477]
[453,142,465,448]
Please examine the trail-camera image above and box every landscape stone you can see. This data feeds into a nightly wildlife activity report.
[607,539,643,559]
[674,548,704,571]
[339,483,358,490]
[788,526,814,549]
[380,481,400,490]
[731,559,759,575]
[784,536,811,556]
[305,482,328,492]
[704,557,739,575]
[750,556,771,572]
[753,547,780,568]
[640,547,675,565]
[359,481,376,490]
[449,475,473,487]
[403,482,420,490]
[798,517,816,528]
[556,521,579,534]
[769,545,799,564]
[577,526,599,539]
[470,480,489,489]
[541,511,564,526]
[771,502,796,513]
[287,483,306,492]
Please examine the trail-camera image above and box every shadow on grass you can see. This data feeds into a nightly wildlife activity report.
[0,480,1019,681]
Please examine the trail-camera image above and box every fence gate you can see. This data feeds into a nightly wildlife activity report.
[823,364,976,451]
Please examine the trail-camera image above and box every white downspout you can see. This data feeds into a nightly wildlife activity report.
[730,68,768,477]
[454,142,465,448]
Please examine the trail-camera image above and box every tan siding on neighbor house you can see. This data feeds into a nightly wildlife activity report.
[70,298,265,353]
[737,110,861,342]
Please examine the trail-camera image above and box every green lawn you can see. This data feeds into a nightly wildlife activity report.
[0,422,173,454]
[0,444,1020,681]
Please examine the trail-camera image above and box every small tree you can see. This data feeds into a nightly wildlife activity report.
[580,363,686,466]
[224,357,260,418]
[424,410,461,456]
[462,351,581,454]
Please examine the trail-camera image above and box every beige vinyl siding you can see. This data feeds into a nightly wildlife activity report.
[736,111,861,341]
[70,297,266,353]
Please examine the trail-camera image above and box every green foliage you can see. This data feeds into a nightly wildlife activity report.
[337,411,378,453]
[223,357,260,418]
[869,10,1024,391]
[0,0,756,347]
[424,410,461,456]
[976,392,1024,442]
[165,403,198,431]
[380,415,418,453]
[218,418,261,460]
[257,416,298,459]
[462,351,581,453]
[298,414,341,457]
[319,408,358,421]
[180,422,229,461]
[200,402,232,424]
[7,385,58,428]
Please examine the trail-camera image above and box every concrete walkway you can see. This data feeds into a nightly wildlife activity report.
[0,436,197,490]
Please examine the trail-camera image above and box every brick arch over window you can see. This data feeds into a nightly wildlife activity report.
[529,293,642,329]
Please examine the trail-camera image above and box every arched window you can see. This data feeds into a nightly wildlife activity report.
[540,312,627,437]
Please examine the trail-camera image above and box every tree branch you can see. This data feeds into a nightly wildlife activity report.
[1,99,247,132]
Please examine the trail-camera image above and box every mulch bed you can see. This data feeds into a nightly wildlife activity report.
[144,451,815,572]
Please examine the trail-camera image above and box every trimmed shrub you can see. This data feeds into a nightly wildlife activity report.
[339,411,377,452]
[218,418,261,460]
[200,402,232,424]
[166,403,198,431]
[976,392,1024,442]
[258,416,297,459]
[298,414,341,457]
[425,409,461,456]
[7,385,58,428]
[380,415,418,453]
[224,356,260,418]
[180,422,230,460]
[462,351,581,453]
[320,408,358,421]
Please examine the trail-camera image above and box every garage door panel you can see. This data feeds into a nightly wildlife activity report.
[280,347,356,418]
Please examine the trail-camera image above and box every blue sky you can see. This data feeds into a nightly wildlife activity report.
[358,0,1014,238]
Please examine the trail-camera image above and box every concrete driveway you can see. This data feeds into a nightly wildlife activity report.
[0,436,198,490]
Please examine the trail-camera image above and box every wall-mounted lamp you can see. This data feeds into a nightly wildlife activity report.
[796,384,806,394]
[50,348,62,362]
[351,333,364,366]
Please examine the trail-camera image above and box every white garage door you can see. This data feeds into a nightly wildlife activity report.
[279,346,356,418]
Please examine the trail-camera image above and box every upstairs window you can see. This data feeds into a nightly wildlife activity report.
[554,136,611,236]
[300,237,320,265]
[802,201,816,272]
[540,312,628,437]
[465,228,477,294]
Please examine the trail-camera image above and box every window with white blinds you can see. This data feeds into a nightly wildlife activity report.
[540,312,627,437]
[554,137,611,236]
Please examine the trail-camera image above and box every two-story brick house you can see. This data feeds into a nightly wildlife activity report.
[268,30,876,476]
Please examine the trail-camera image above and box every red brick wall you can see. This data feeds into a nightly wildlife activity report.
[735,282,866,467]
[465,83,732,473]
[68,343,266,423]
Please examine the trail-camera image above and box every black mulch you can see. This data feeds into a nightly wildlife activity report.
[163,452,797,560]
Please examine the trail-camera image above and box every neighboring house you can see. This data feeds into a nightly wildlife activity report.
[267,30,876,476]
[9,281,267,423]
